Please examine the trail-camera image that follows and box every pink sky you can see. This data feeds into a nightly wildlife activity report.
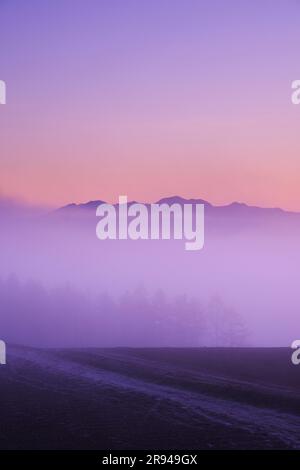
[1,0,300,210]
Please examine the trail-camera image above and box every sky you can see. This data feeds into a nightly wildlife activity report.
[1,0,300,210]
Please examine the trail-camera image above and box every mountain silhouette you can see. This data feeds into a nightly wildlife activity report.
[55,195,300,222]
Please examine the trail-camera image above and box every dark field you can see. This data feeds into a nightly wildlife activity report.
[0,347,299,450]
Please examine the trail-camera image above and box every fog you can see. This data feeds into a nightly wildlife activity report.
[1,199,299,346]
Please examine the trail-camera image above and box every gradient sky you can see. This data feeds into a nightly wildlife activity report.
[1,0,300,210]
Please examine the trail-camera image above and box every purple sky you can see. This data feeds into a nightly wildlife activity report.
[1,0,300,209]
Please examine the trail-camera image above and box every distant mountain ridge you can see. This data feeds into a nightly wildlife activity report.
[56,196,299,219]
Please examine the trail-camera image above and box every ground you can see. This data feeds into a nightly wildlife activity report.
[0,346,299,450]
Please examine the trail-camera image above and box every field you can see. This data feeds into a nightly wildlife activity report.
[0,346,299,450]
